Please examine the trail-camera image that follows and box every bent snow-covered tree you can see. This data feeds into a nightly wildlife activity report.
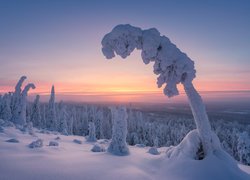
[101,24,214,156]
[11,76,35,125]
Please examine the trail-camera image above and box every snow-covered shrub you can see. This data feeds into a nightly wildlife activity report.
[86,122,97,142]
[91,144,105,152]
[29,139,43,148]
[108,106,129,156]
[5,138,19,143]
[148,147,160,155]
[237,132,250,165]
[49,141,59,146]
[73,139,82,144]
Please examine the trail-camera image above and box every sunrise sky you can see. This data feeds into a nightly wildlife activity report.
[0,0,250,103]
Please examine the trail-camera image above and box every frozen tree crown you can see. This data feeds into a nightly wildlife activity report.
[102,24,196,97]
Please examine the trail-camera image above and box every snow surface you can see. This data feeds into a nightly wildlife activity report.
[0,127,249,180]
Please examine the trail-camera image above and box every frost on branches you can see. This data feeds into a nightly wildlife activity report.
[101,24,217,158]
[108,106,129,156]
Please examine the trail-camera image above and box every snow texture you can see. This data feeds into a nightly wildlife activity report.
[0,126,249,180]
[108,106,129,156]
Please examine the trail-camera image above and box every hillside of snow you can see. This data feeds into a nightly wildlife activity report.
[0,126,249,180]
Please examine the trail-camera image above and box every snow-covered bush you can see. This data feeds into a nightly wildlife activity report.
[148,147,160,155]
[91,144,105,152]
[29,139,43,148]
[49,141,59,146]
[108,106,129,156]
[86,122,97,142]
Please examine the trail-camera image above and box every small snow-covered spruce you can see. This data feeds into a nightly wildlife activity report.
[101,24,214,157]
[58,105,68,135]
[108,106,129,156]
[87,122,97,142]
[237,132,250,165]
[0,93,12,121]
[30,95,42,128]
[47,85,57,131]
[11,76,35,125]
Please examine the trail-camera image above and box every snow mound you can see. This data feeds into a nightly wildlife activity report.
[73,139,82,144]
[29,139,43,148]
[148,147,160,155]
[54,136,61,140]
[166,129,221,160]
[49,141,59,146]
[91,144,105,152]
[5,138,19,143]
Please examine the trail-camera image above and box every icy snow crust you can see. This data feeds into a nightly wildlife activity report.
[102,24,196,98]
[0,127,249,180]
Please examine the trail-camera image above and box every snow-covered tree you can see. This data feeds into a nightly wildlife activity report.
[30,95,42,128]
[108,106,129,156]
[11,76,35,125]
[47,85,57,131]
[101,24,214,156]
[87,121,96,142]
[58,105,68,135]
[0,93,12,121]
[237,132,250,165]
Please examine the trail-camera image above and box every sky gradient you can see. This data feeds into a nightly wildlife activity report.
[0,0,250,103]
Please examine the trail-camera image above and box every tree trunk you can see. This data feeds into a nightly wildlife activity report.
[184,82,212,155]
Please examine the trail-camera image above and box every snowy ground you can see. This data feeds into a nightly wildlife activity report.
[0,127,249,180]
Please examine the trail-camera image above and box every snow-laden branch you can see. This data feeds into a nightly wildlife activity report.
[102,24,196,97]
